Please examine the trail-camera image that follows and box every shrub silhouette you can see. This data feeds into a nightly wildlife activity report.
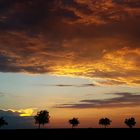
[124,117,136,128]
[34,110,50,129]
[99,118,112,128]
[0,117,8,128]
[69,118,80,128]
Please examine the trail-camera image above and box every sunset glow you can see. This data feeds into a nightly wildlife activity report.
[0,0,140,129]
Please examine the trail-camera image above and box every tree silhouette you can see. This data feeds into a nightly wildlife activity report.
[69,118,80,128]
[99,118,112,128]
[124,117,136,128]
[0,117,8,128]
[34,110,50,129]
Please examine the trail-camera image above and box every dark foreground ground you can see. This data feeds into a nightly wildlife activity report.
[0,128,139,139]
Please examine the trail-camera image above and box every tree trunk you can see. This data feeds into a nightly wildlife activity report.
[72,125,74,129]
[38,124,40,129]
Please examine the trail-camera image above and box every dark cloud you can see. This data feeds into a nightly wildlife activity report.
[57,92,140,108]
[62,0,140,25]
[0,0,140,85]
[42,83,96,87]
[114,0,140,7]
[0,110,34,129]
[0,0,56,30]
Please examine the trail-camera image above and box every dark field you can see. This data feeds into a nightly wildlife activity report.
[0,128,139,139]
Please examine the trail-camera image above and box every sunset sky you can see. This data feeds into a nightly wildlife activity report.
[0,0,140,129]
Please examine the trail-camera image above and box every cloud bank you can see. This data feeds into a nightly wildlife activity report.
[57,92,140,108]
[0,0,140,85]
[0,109,35,129]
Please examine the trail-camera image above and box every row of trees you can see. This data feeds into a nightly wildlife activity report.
[0,110,137,129]
[68,117,136,129]
[34,110,136,128]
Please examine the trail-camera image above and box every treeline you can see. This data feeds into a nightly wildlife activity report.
[0,110,137,129]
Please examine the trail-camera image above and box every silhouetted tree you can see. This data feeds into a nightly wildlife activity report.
[0,117,8,128]
[99,118,112,128]
[34,110,50,129]
[124,117,136,128]
[69,118,80,128]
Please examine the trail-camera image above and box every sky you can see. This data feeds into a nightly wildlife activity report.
[0,0,140,128]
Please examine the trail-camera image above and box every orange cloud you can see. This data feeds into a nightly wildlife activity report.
[0,31,140,85]
[0,0,140,86]
[61,0,140,25]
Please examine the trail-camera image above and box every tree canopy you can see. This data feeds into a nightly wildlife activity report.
[99,118,112,128]
[69,118,80,128]
[124,117,136,128]
[0,117,8,128]
[34,110,50,128]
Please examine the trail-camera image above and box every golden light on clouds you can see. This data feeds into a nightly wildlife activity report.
[49,47,140,85]
[9,108,35,117]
